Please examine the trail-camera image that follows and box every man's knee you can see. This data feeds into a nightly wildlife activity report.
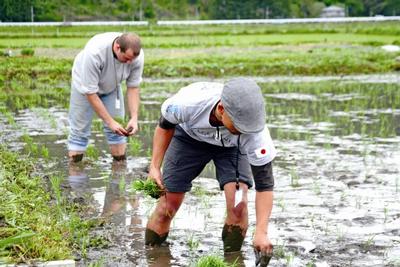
[227,199,248,223]
[153,202,178,224]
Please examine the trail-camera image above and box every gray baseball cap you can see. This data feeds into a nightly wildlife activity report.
[221,77,266,134]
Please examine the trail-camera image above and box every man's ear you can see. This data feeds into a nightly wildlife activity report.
[217,102,225,114]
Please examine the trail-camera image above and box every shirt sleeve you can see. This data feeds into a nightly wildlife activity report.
[251,162,274,191]
[160,94,191,125]
[126,49,144,88]
[78,51,102,94]
[241,126,277,166]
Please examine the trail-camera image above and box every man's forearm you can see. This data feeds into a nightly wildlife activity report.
[127,87,140,120]
[255,191,273,235]
[86,93,114,126]
[150,126,175,169]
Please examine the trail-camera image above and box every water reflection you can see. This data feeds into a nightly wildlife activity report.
[145,246,173,267]
[67,161,90,200]
[102,161,141,227]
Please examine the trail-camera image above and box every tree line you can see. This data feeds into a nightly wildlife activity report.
[1,0,400,22]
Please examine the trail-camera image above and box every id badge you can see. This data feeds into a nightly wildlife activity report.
[115,98,121,109]
[234,188,243,207]
[214,130,220,141]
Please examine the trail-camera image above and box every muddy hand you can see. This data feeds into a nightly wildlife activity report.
[148,166,165,191]
[110,120,128,136]
[125,126,134,136]
[254,248,272,267]
[125,119,138,136]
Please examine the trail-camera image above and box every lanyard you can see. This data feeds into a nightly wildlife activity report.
[235,135,241,190]
[112,57,124,109]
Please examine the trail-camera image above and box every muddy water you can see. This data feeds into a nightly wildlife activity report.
[1,80,400,267]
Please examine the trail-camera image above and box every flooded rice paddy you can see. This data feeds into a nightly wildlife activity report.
[1,78,400,267]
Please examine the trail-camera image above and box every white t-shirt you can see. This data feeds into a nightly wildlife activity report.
[71,32,144,95]
[161,82,277,166]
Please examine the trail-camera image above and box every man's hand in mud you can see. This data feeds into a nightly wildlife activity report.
[253,232,273,266]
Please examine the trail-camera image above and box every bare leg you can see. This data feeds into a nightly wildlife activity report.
[146,192,185,246]
[110,143,127,160]
[222,182,249,252]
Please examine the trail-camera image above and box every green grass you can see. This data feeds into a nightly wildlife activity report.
[0,33,399,49]
[0,146,103,264]
[0,147,69,263]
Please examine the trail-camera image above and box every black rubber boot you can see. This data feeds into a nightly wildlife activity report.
[112,154,126,162]
[71,154,83,163]
[222,224,245,253]
[145,228,168,246]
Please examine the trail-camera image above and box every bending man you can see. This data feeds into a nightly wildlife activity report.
[146,78,276,254]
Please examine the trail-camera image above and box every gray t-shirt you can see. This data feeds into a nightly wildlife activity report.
[161,82,277,166]
[71,32,144,95]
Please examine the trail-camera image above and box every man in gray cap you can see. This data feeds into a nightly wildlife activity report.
[145,77,276,256]
[68,32,144,162]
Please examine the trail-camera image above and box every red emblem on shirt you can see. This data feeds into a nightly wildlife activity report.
[261,149,266,154]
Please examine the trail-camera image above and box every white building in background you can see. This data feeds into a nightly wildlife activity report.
[321,6,345,18]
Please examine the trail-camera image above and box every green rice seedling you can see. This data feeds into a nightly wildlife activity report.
[146,147,152,158]
[119,176,126,194]
[187,234,200,252]
[128,137,142,155]
[20,48,34,56]
[28,142,39,156]
[362,235,376,252]
[276,196,286,212]
[132,179,164,199]
[4,111,16,126]
[92,119,103,132]
[285,253,295,265]
[290,168,300,188]
[336,226,346,242]
[192,185,207,197]
[21,133,33,144]
[86,145,99,160]
[383,205,388,223]
[40,145,49,159]
[313,181,321,195]
[306,259,317,267]
[274,242,286,259]
[195,255,236,267]
[88,257,105,267]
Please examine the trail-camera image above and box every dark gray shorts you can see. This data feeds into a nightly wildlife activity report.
[163,126,253,193]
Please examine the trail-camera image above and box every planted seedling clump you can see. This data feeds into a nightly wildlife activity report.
[132,179,164,199]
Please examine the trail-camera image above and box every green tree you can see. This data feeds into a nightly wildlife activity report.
[0,0,33,22]
[383,0,400,15]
